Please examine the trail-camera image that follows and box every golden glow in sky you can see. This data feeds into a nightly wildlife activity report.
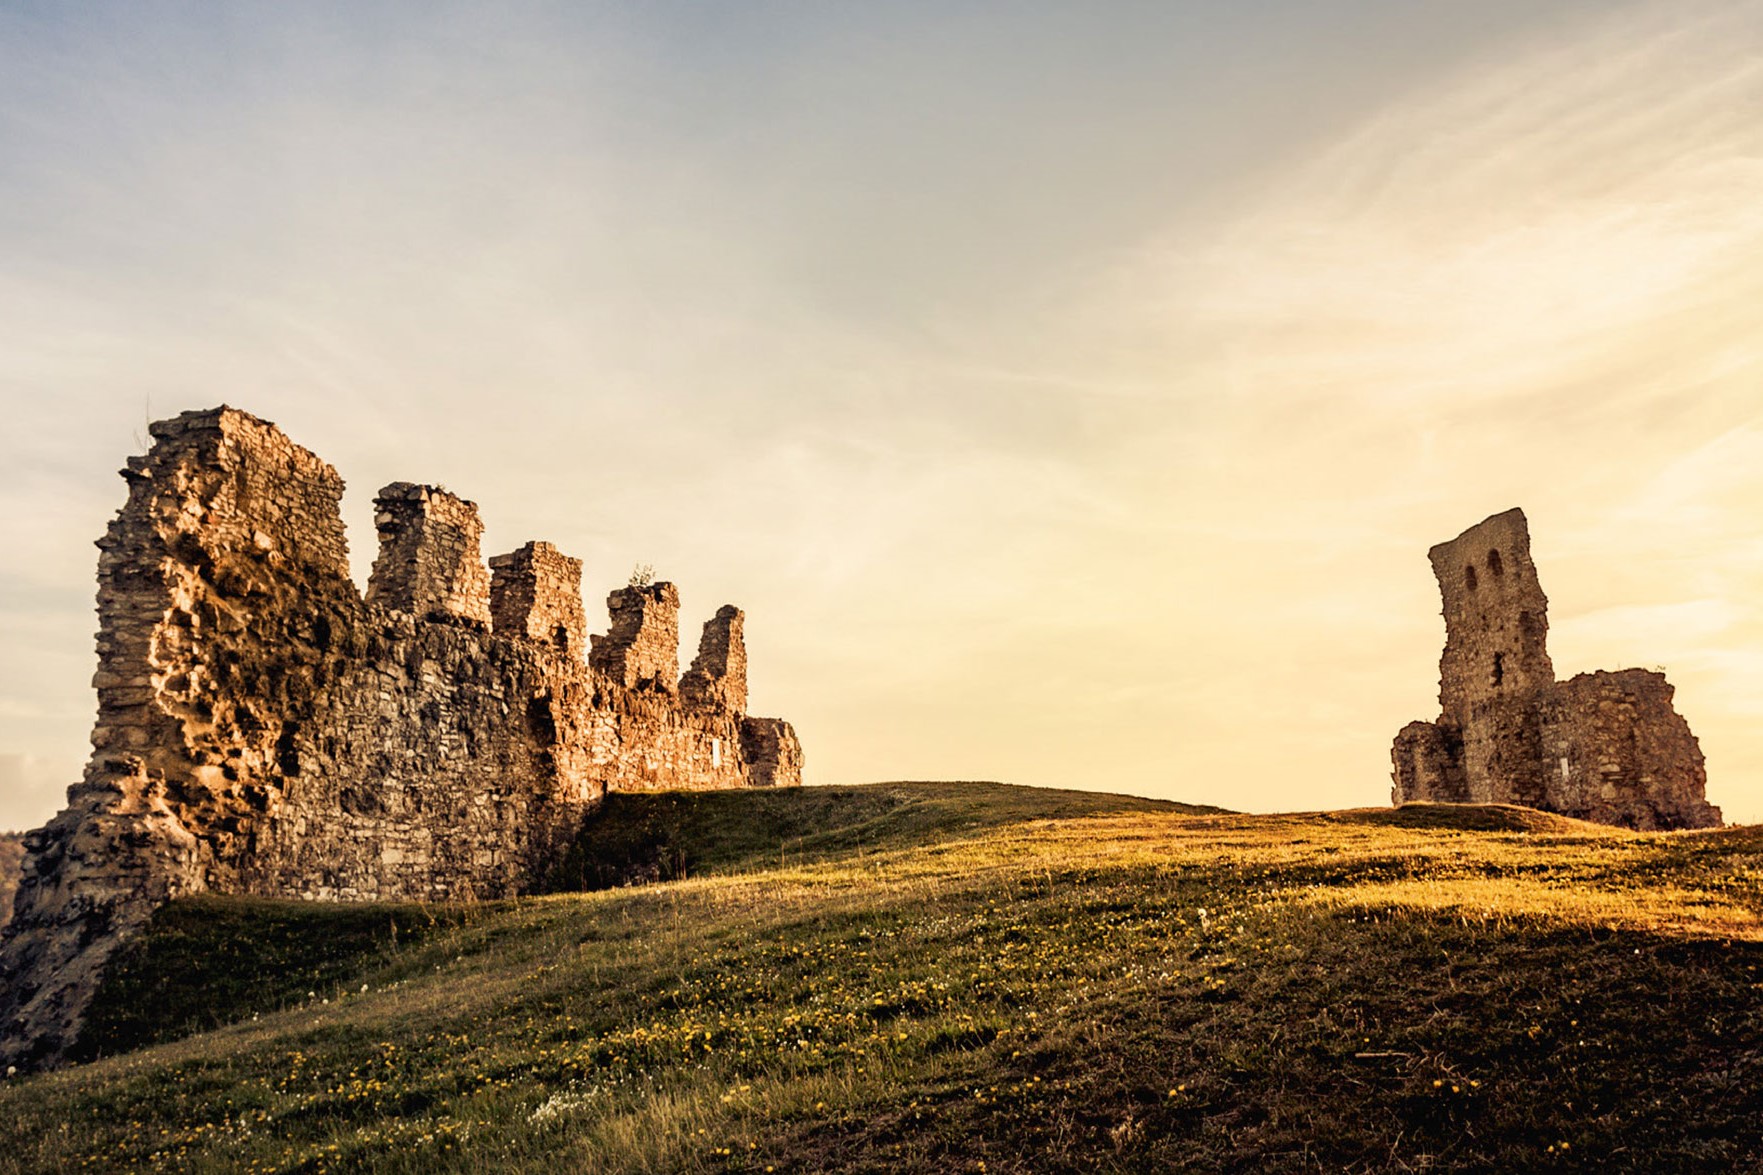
[1,0,1761,825]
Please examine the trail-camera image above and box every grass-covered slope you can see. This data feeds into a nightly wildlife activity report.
[74,898,472,1061]
[5,783,1763,1173]
[545,780,1215,889]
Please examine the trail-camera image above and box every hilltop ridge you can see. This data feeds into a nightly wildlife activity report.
[4,780,1761,1173]
[0,406,802,1071]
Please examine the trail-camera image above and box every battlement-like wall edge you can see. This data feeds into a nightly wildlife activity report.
[682,605,748,714]
[366,483,493,625]
[491,541,588,658]
[0,406,804,1070]
[590,583,680,691]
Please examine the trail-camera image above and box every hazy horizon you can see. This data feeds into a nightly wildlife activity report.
[4,0,1762,829]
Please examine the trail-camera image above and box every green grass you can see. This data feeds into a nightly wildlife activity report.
[75,897,472,1062]
[4,783,1763,1173]
[544,781,1215,889]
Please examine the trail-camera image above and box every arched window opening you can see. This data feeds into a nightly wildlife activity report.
[1487,548,1504,577]
[1464,563,1479,590]
[552,625,570,652]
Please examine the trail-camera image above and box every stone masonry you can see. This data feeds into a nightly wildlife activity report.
[0,834,21,931]
[681,606,748,714]
[490,542,588,659]
[590,582,680,691]
[1391,508,1719,830]
[0,406,802,1069]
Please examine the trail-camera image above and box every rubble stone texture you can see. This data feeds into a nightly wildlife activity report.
[365,482,493,625]
[0,834,21,930]
[1391,508,1720,831]
[490,542,588,659]
[590,583,680,691]
[0,406,802,1069]
[681,606,748,714]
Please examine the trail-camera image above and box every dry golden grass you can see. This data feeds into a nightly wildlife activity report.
[4,784,1762,1173]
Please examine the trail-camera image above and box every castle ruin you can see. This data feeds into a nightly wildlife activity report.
[0,407,802,1068]
[1391,508,1719,830]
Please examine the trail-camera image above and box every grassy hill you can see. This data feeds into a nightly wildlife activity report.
[3,781,1763,1172]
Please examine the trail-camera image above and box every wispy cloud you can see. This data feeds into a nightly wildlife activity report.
[5,2,1763,828]
[1077,0,1763,815]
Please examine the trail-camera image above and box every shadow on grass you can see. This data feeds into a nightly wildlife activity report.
[544,780,1225,891]
[75,895,472,1061]
[1325,803,1603,834]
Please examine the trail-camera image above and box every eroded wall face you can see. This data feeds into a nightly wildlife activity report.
[1429,508,1554,725]
[1542,670,1717,831]
[491,542,588,658]
[0,405,803,1069]
[0,834,23,932]
[589,584,680,690]
[739,717,804,789]
[681,605,748,715]
[1391,721,1467,804]
[366,482,493,625]
[1390,508,1719,831]
[1,408,356,1068]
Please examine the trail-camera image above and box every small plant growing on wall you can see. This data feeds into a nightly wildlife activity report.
[628,564,657,588]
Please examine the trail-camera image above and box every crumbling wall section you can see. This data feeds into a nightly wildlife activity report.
[491,542,588,658]
[365,483,493,625]
[243,615,601,902]
[1543,670,1719,831]
[1390,720,1467,804]
[1391,508,1719,830]
[740,717,805,789]
[1428,508,1554,723]
[589,583,679,692]
[581,689,751,794]
[0,407,357,1067]
[681,605,748,714]
[0,834,23,932]
[0,405,803,1069]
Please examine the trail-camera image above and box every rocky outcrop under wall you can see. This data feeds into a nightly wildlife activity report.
[1391,508,1719,831]
[0,406,802,1070]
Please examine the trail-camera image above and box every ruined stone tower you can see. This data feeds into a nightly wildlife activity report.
[1392,508,1719,830]
[0,406,803,1070]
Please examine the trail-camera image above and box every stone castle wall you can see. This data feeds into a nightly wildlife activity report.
[1392,508,1719,830]
[682,606,748,714]
[0,406,802,1068]
[0,834,21,931]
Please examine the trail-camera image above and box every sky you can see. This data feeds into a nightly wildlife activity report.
[3,0,1763,829]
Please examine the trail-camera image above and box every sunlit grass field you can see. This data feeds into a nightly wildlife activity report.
[4,781,1763,1173]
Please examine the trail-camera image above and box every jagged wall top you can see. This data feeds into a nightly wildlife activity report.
[1392,507,1718,831]
[490,542,588,658]
[366,483,493,625]
[0,404,804,1072]
[1427,507,1554,721]
[682,605,748,714]
[126,406,350,580]
[590,583,681,691]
